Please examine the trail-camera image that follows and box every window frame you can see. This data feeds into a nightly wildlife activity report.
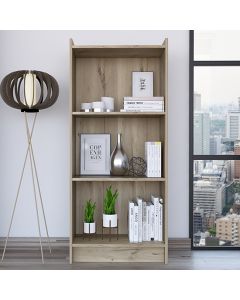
[189,30,240,250]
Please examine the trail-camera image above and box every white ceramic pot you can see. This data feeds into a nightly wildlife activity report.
[103,214,117,227]
[84,222,96,234]
[101,97,114,112]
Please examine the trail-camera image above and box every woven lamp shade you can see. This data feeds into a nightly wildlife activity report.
[0,70,59,112]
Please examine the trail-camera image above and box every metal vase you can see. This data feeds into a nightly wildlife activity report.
[110,133,129,176]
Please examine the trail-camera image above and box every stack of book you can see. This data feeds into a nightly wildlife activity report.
[121,97,164,112]
[145,141,161,177]
[128,196,163,243]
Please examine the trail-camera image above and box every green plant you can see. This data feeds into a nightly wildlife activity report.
[103,186,118,215]
[84,199,96,223]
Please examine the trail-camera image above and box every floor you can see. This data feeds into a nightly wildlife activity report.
[0,241,240,270]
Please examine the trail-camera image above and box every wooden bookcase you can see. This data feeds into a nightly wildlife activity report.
[69,39,168,264]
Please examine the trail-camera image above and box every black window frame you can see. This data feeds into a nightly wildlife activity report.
[189,30,240,250]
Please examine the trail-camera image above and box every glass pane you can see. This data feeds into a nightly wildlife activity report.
[194,67,240,155]
[194,30,240,61]
[193,160,240,247]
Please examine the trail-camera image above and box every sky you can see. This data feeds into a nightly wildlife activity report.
[194,31,240,107]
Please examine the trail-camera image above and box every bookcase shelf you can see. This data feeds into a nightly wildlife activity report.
[70,39,168,264]
[72,112,166,117]
[72,176,166,182]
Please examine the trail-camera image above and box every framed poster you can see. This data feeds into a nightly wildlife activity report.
[80,134,110,175]
[132,71,153,97]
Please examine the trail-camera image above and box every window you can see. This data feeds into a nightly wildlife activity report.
[190,31,240,249]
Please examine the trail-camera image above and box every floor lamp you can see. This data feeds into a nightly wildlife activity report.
[0,70,59,263]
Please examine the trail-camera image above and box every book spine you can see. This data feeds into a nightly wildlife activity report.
[137,198,143,243]
[124,101,164,105]
[146,204,150,241]
[133,204,138,243]
[121,109,164,112]
[151,195,159,241]
[159,200,163,242]
[150,204,155,240]
[124,97,164,101]
[128,202,134,243]
[157,142,161,177]
[142,201,147,241]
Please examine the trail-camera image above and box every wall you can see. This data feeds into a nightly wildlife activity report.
[0,30,189,238]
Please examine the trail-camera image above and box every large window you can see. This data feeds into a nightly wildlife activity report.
[190,31,240,248]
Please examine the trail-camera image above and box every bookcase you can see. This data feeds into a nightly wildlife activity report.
[69,39,168,264]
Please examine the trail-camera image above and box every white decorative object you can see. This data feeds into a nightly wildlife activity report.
[84,222,96,234]
[81,102,92,112]
[92,101,105,112]
[80,134,110,175]
[132,71,153,97]
[101,97,114,112]
[24,72,37,107]
[103,213,117,227]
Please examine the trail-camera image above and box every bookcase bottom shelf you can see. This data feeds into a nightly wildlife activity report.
[72,235,166,263]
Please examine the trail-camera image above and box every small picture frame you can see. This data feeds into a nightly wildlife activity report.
[132,71,153,97]
[80,134,110,175]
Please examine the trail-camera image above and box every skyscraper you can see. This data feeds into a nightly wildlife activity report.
[210,135,222,155]
[193,204,203,234]
[194,93,201,111]
[226,99,240,139]
[194,112,210,154]
[216,213,240,245]
[234,141,240,179]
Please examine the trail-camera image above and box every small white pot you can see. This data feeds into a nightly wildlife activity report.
[84,222,96,234]
[103,214,117,227]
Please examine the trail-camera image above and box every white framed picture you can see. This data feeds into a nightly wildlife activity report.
[80,134,110,175]
[132,71,153,97]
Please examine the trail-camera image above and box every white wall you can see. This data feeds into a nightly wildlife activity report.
[0,30,189,238]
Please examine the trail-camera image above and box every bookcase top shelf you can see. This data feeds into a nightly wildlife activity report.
[72,176,166,182]
[72,112,166,117]
[72,44,166,58]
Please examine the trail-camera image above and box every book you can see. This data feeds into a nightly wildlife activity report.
[151,195,160,241]
[120,109,164,112]
[128,201,134,243]
[142,201,147,241]
[145,142,162,178]
[159,198,163,242]
[150,204,155,241]
[137,197,143,242]
[146,202,151,241]
[133,202,139,243]
[124,96,164,101]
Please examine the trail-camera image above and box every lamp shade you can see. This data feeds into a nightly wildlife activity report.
[0,70,59,112]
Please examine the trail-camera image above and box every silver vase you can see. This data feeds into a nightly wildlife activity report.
[110,133,129,176]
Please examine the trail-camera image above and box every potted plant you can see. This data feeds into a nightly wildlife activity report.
[103,186,118,227]
[84,199,96,234]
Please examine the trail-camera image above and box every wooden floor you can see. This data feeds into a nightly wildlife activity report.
[0,239,240,269]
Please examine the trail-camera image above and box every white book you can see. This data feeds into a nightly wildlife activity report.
[124,96,164,101]
[128,201,134,243]
[142,201,147,241]
[150,204,155,240]
[151,195,160,241]
[121,109,164,112]
[146,202,151,241]
[137,197,143,243]
[156,142,162,177]
[159,199,163,242]
[124,101,164,106]
[153,143,158,177]
[133,202,139,243]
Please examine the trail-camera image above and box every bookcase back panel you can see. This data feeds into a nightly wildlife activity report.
[74,117,165,176]
[74,181,165,235]
[74,57,166,111]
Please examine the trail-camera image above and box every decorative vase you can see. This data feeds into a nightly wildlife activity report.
[84,222,96,234]
[110,133,129,175]
[103,214,118,228]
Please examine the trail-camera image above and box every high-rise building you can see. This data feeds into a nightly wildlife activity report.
[216,212,240,245]
[210,135,222,155]
[193,204,203,234]
[194,112,210,154]
[234,141,240,179]
[194,93,201,111]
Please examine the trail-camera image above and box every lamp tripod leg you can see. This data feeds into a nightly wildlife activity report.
[1,114,37,262]
[24,113,44,264]
[25,115,52,254]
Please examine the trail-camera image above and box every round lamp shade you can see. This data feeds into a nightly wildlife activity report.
[0,70,59,112]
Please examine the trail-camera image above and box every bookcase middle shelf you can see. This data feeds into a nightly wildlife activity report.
[72,176,166,182]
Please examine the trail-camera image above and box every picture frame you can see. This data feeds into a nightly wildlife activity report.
[132,71,153,97]
[80,133,111,175]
